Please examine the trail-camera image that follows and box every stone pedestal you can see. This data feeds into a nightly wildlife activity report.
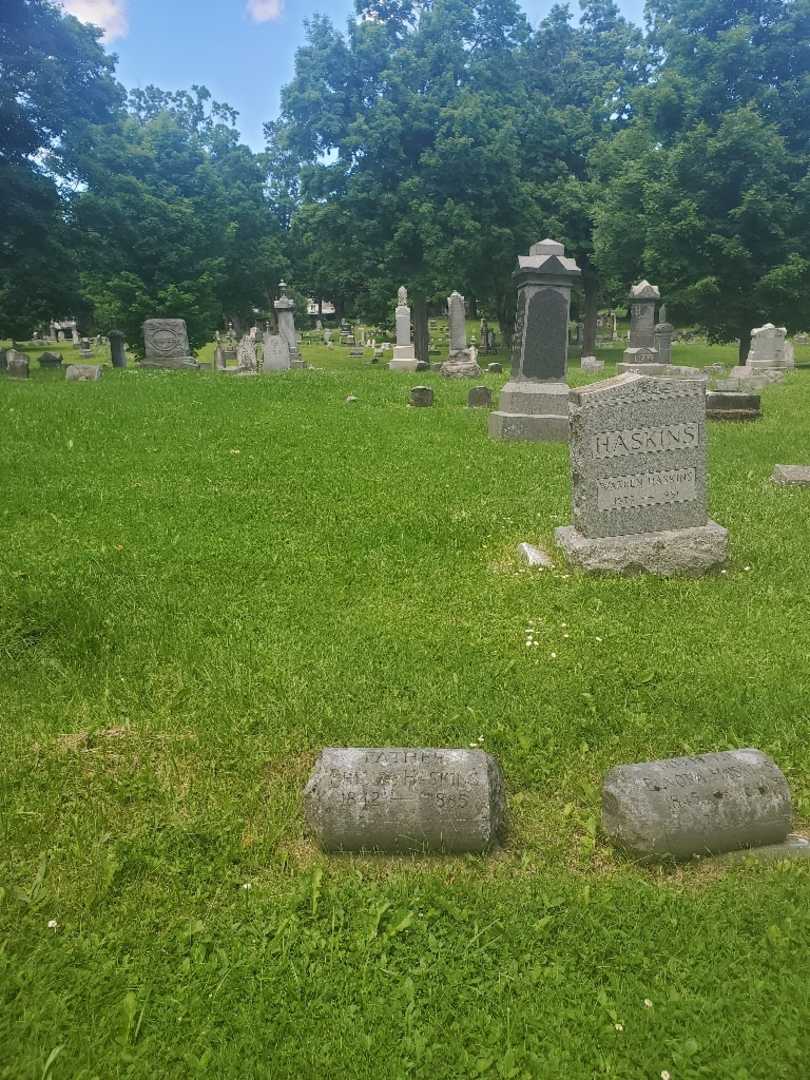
[489,239,581,442]
[389,285,419,371]
[706,391,761,421]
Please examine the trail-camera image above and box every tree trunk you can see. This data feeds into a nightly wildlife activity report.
[413,297,429,364]
[739,329,752,364]
[495,288,516,361]
[582,273,599,356]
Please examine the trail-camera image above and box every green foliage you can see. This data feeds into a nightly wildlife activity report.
[70,87,283,353]
[0,0,121,338]
[1,346,810,1076]
[593,0,810,354]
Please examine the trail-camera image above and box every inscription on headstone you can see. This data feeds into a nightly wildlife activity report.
[142,319,197,369]
[602,749,792,861]
[263,334,291,372]
[303,748,506,853]
[523,288,568,380]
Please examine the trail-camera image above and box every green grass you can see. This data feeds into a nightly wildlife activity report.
[1,343,809,1079]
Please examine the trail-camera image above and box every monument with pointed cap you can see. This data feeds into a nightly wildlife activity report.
[489,238,581,441]
[389,286,419,371]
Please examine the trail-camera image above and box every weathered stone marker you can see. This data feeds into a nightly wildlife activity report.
[108,329,126,368]
[274,282,301,364]
[468,385,492,408]
[303,748,506,853]
[440,292,481,378]
[581,355,604,372]
[262,334,291,372]
[487,362,502,374]
[555,372,728,574]
[628,280,660,348]
[38,351,62,369]
[489,239,581,442]
[389,285,419,372]
[772,464,810,486]
[6,351,29,379]
[602,749,793,861]
[706,391,761,421]
[65,364,102,381]
[141,319,198,369]
[410,385,433,407]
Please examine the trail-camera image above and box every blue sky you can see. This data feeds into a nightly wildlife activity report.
[62,0,646,150]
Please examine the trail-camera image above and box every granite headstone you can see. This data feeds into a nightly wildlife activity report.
[142,319,198,369]
[303,747,506,853]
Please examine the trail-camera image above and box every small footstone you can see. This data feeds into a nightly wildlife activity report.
[487,362,502,373]
[580,356,604,372]
[706,391,761,421]
[410,386,433,407]
[602,749,792,861]
[468,385,492,408]
[303,747,507,853]
[517,542,553,569]
[772,464,810,486]
[415,360,430,371]
[65,365,102,381]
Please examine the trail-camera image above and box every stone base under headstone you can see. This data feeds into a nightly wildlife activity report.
[140,358,199,370]
[581,356,604,372]
[389,346,419,373]
[719,834,810,864]
[772,464,810,486]
[706,391,761,421]
[439,350,481,379]
[617,362,706,380]
[292,359,308,369]
[554,521,728,576]
[488,380,569,442]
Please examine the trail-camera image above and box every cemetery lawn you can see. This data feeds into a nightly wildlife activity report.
[2,343,810,1080]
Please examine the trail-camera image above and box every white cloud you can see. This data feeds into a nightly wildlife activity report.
[247,0,283,22]
[61,0,129,43]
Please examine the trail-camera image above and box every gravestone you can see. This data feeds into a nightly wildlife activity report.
[65,364,102,381]
[303,748,506,853]
[440,292,481,378]
[628,280,660,348]
[414,360,430,372]
[214,346,226,371]
[410,385,433,407]
[654,322,674,365]
[274,282,300,362]
[487,362,502,374]
[555,372,728,574]
[6,351,29,379]
[772,464,810,486]
[38,351,62,369]
[109,329,126,368]
[141,319,198,369]
[737,323,795,374]
[263,335,291,372]
[236,334,258,373]
[706,391,761,421]
[489,239,581,442]
[0,348,6,370]
[602,749,794,861]
[581,356,604,372]
[389,285,419,372]
[468,386,492,408]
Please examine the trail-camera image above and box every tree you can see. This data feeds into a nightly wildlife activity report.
[0,0,121,338]
[269,0,556,357]
[593,0,810,360]
[69,86,283,352]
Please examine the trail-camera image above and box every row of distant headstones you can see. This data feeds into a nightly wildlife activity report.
[303,746,810,864]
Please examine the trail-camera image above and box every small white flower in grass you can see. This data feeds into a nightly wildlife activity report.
[720,569,727,575]
[595,636,602,643]
[744,565,751,571]
[560,622,568,628]
[47,919,58,929]
[469,743,478,748]
[661,1072,671,1080]
[230,449,241,455]
[614,1023,623,1032]
[563,633,570,639]
[644,998,653,1008]
[550,652,557,659]
[477,735,484,743]
[241,883,252,891]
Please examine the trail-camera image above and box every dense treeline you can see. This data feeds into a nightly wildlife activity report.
[2,0,809,359]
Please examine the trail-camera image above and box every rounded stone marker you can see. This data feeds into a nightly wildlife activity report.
[468,385,492,408]
[303,747,506,853]
[65,364,102,382]
[410,385,433,407]
[487,362,502,373]
[415,360,430,371]
[602,749,791,861]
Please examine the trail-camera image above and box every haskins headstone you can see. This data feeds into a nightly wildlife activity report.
[602,749,798,861]
[303,748,506,853]
[555,372,728,574]
[489,239,581,442]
